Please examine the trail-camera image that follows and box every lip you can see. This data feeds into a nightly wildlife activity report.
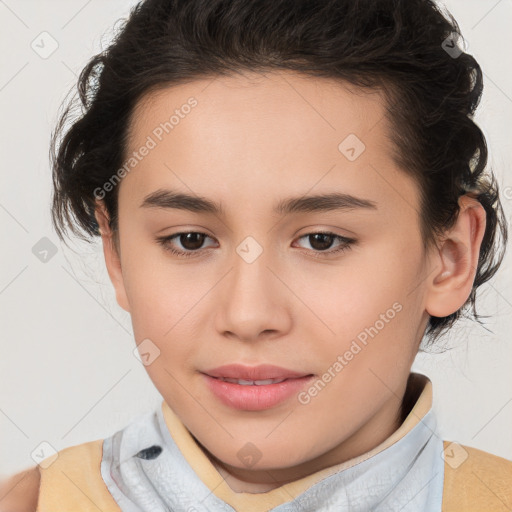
[201,364,314,411]
[202,363,311,381]
[202,373,315,411]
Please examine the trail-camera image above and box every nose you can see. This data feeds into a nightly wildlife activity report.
[214,244,293,343]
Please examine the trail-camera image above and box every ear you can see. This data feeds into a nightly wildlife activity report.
[94,201,131,313]
[425,195,487,317]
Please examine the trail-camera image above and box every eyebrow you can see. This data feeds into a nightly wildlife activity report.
[140,189,377,215]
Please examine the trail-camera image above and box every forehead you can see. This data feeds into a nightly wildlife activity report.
[120,70,419,222]
[128,70,388,155]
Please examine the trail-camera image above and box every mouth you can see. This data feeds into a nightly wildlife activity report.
[200,366,315,411]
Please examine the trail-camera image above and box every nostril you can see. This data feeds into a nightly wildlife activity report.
[135,445,163,460]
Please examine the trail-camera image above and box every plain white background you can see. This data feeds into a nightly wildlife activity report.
[1,0,511,478]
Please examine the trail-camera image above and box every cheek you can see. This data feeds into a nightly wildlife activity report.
[304,247,413,326]
[303,243,423,365]
[120,245,212,368]
[118,241,178,336]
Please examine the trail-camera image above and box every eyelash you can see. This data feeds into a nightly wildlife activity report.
[155,231,356,259]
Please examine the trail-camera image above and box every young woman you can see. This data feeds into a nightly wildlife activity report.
[1,0,510,510]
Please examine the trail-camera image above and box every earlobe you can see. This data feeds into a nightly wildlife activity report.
[94,201,131,313]
[425,195,486,318]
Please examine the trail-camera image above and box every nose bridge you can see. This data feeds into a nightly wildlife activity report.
[216,234,291,339]
[230,235,277,308]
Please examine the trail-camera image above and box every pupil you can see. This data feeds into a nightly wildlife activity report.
[310,233,333,251]
[181,233,205,250]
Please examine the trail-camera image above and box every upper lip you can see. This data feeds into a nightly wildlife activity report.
[202,364,312,381]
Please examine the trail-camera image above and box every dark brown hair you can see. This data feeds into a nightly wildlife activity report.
[50,0,508,346]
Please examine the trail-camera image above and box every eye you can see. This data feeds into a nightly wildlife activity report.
[293,231,355,258]
[156,231,217,258]
[156,230,355,259]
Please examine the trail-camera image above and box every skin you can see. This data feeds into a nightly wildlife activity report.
[0,466,39,511]
[93,70,486,493]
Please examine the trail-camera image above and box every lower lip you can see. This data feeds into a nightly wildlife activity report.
[202,373,315,411]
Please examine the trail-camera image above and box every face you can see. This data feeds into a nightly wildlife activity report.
[99,70,440,486]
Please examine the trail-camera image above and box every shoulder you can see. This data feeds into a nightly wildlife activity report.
[442,440,512,511]
[0,465,40,512]
[36,438,121,512]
